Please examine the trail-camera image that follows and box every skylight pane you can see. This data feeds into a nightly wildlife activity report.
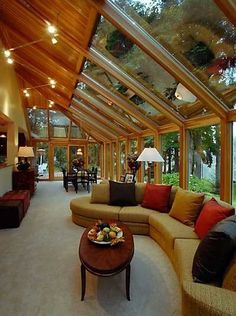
[111,0,236,109]
[75,81,147,130]
[83,60,161,119]
[92,16,212,119]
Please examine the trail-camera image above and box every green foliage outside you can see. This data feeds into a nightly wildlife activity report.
[54,147,67,171]
[162,172,179,186]
[162,172,216,195]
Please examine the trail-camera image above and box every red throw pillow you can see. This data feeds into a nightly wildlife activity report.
[141,183,172,212]
[195,198,234,239]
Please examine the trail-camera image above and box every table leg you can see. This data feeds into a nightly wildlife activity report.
[126,264,131,301]
[81,264,86,301]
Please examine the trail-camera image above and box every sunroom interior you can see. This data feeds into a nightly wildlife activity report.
[0,0,236,204]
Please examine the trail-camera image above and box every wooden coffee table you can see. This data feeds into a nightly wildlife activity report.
[79,223,134,301]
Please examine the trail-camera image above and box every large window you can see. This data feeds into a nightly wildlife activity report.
[88,143,100,169]
[28,109,48,138]
[119,140,126,176]
[142,135,154,182]
[161,132,180,186]
[187,125,220,196]
[53,146,67,179]
[49,110,70,138]
[111,142,117,180]
[35,142,49,180]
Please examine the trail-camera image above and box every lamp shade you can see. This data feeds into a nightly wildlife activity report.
[175,83,197,103]
[18,146,35,158]
[137,148,164,163]
[76,148,83,155]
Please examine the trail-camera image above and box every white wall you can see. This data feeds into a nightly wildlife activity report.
[0,165,13,195]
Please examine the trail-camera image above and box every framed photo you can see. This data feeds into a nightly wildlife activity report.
[124,173,135,183]
[119,175,125,182]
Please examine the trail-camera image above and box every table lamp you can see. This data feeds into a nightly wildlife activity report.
[137,147,164,183]
[17,146,35,171]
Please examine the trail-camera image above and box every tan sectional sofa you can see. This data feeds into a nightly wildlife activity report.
[70,182,236,316]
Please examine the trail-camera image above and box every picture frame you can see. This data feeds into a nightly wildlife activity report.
[124,173,135,183]
[119,175,125,182]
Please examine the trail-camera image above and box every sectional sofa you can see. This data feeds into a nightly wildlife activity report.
[70,182,236,316]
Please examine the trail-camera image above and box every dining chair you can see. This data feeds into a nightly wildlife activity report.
[62,168,78,193]
[77,170,90,193]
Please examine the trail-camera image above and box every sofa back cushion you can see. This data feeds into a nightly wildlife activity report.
[194,198,234,239]
[141,183,172,212]
[192,215,236,284]
[135,183,146,204]
[222,253,236,291]
[90,183,110,204]
[169,188,204,227]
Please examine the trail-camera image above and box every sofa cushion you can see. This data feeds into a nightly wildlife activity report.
[192,215,236,284]
[90,183,110,204]
[195,198,234,239]
[109,181,137,206]
[169,188,204,227]
[141,183,172,212]
[119,205,157,224]
[222,253,236,291]
[70,196,120,220]
[149,213,198,252]
[135,183,146,204]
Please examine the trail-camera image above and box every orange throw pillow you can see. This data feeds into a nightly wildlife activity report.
[195,198,234,239]
[141,183,172,212]
[169,188,204,227]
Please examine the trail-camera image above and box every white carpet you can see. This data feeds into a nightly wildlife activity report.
[0,181,181,316]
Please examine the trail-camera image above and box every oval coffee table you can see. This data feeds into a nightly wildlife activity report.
[79,223,134,301]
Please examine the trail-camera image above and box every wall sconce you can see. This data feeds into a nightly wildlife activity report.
[17,146,35,171]
[175,83,197,103]
[137,147,164,183]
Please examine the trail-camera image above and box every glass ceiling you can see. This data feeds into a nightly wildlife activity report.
[111,0,236,109]
[74,82,147,130]
[83,60,162,119]
[91,16,213,119]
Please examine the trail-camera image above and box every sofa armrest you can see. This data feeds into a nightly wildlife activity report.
[182,280,236,316]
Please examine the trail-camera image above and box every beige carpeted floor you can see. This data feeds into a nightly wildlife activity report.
[0,181,181,316]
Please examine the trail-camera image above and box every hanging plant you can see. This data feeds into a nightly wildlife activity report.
[106,30,133,58]
[185,41,215,67]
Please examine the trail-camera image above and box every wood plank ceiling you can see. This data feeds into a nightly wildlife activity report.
[0,0,235,141]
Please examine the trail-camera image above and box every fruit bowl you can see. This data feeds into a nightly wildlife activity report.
[87,220,125,246]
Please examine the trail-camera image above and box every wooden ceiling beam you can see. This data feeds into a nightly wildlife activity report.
[3,23,78,81]
[214,0,236,26]
[16,71,70,109]
[79,73,159,131]
[74,89,142,134]
[89,0,228,119]
[87,48,184,127]
[72,98,130,137]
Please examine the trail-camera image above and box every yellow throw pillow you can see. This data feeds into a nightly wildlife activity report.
[169,188,204,227]
[222,254,236,291]
[90,183,109,204]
